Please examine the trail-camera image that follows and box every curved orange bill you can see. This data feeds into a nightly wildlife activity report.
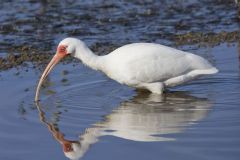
[35,53,65,101]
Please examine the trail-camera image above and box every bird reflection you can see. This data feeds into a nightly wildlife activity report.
[36,91,212,160]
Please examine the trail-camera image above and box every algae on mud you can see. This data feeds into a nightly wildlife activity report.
[0,30,239,71]
[174,30,240,46]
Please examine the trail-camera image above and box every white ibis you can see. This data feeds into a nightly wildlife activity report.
[35,38,218,101]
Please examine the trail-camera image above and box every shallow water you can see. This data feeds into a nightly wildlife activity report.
[0,0,240,160]
[0,43,240,160]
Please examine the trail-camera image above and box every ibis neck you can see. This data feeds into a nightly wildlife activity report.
[74,45,102,71]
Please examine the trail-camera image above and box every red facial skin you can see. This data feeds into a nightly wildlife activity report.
[57,45,68,56]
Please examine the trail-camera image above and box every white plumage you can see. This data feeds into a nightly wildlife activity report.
[35,38,218,100]
[100,42,217,88]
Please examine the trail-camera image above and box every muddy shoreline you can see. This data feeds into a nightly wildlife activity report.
[0,0,239,71]
[0,30,239,71]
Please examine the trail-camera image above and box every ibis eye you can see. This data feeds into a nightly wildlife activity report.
[58,45,68,54]
[60,48,65,52]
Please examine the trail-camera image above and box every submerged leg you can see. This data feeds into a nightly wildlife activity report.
[137,82,165,94]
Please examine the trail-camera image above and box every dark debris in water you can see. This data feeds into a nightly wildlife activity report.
[61,78,68,83]
[61,70,69,76]
[0,0,239,71]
